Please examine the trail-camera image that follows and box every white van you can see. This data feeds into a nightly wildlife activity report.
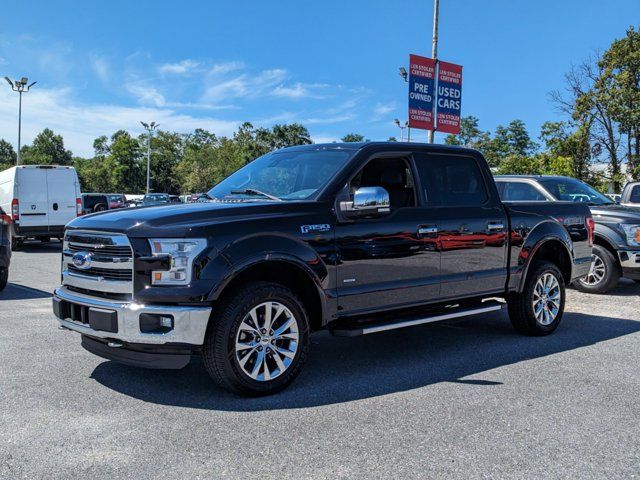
[0,165,81,248]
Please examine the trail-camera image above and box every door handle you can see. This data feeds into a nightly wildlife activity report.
[487,222,505,232]
[418,226,438,236]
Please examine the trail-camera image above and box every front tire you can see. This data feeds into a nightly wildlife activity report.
[573,245,620,294]
[203,281,310,396]
[508,261,566,336]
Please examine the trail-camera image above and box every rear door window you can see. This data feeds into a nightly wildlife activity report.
[629,185,640,203]
[498,181,548,201]
[414,154,488,206]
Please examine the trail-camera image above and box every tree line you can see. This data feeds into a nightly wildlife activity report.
[0,26,637,194]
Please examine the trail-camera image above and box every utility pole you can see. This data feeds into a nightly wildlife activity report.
[428,0,439,144]
[140,121,159,194]
[4,77,37,165]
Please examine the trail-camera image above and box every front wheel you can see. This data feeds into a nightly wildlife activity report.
[573,245,620,294]
[203,281,310,396]
[508,261,566,336]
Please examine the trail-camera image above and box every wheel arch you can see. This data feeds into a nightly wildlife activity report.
[517,234,573,292]
[208,255,327,332]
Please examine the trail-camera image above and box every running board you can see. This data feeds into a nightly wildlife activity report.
[331,301,504,337]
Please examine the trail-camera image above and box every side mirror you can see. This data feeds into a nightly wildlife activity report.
[341,186,391,218]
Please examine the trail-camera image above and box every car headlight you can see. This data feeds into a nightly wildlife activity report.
[620,224,640,247]
[149,238,207,285]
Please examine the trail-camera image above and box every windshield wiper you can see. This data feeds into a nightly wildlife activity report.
[229,189,282,201]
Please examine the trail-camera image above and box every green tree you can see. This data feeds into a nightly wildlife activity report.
[145,131,184,194]
[21,128,73,165]
[0,139,17,170]
[496,154,543,175]
[109,131,144,193]
[341,133,365,142]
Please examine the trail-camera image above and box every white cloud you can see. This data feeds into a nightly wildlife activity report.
[373,101,395,119]
[0,87,239,157]
[209,61,244,75]
[272,82,330,99]
[89,55,109,83]
[203,68,288,102]
[158,59,200,75]
[126,83,166,107]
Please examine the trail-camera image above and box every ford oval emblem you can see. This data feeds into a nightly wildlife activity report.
[72,251,93,270]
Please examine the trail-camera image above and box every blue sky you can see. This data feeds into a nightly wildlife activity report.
[0,0,636,156]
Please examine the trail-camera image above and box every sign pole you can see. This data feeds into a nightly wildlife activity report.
[428,0,439,144]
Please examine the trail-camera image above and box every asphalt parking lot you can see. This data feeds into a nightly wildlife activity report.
[1,241,639,479]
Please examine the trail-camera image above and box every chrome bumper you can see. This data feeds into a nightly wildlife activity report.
[618,250,640,269]
[53,286,211,345]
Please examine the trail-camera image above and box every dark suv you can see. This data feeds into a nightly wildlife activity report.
[496,175,640,293]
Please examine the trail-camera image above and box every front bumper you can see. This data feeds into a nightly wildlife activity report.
[52,286,211,346]
[619,250,640,280]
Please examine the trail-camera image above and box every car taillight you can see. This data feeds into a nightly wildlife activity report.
[76,198,83,216]
[11,198,19,222]
[586,216,595,247]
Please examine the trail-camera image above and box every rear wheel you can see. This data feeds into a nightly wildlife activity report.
[0,268,7,291]
[10,236,22,251]
[203,281,310,396]
[573,245,620,294]
[508,261,565,336]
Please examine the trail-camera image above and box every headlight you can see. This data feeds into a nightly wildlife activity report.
[620,224,640,247]
[149,238,207,285]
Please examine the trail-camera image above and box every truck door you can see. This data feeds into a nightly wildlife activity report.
[413,152,508,300]
[16,167,49,229]
[335,154,441,315]
[46,167,79,229]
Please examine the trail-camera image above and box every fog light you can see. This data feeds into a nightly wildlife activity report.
[140,313,174,334]
[159,316,173,328]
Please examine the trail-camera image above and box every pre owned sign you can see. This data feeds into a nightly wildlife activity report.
[407,55,463,135]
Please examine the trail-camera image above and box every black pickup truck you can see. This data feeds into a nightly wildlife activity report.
[53,143,593,395]
[495,175,640,293]
[0,207,10,290]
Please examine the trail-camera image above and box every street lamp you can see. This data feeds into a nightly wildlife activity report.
[4,76,37,165]
[398,67,408,82]
[394,118,410,142]
[140,121,159,194]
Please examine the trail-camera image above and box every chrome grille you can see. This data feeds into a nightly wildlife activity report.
[62,230,134,300]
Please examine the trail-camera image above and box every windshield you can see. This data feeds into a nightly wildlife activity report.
[208,149,353,201]
[539,178,614,205]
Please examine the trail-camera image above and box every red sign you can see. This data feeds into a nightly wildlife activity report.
[408,54,436,130]
[435,61,463,134]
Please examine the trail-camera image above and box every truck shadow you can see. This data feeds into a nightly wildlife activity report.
[90,310,640,411]
[0,283,52,300]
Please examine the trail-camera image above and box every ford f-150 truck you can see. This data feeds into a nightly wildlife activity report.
[53,143,593,395]
[496,175,640,293]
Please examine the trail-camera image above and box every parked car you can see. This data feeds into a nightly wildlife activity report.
[142,193,170,206]
[495,175,640,293]
[620,181,640,207]
[606,193,622,204]
[81,194,109,215]
[0,165,81,249]
[169,195,182,203]
[53,143,592,396]
[0,206,10,291]
[107,194,126,209]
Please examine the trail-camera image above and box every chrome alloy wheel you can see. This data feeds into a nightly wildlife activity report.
[235,301,299,381]
[532,273,561,326]
[582,254,606,286]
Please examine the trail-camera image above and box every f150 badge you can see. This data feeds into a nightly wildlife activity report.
[300,224,331,234]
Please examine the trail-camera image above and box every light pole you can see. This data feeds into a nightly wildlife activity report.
[394,119,410,142]
[397,69,411,142]
[4,76,37,165]
[140,121,159,194]
[428,0,439,144]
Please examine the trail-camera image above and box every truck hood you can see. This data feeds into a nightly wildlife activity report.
[590,204,640,223]
[66,200,316,237]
